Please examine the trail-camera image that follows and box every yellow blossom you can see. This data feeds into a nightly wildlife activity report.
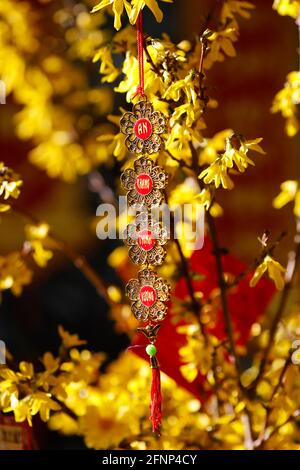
[221,1,255,23]
[179,330,214,379]
[0,162,22,201]
[163,71,198,105]
[193,188,212,210]
[97,132,126,161]
[48,412,78,435]
[271,71,300,137]
[223,135,265,172]
[165,121,205,162]
[273,180,300,217]
[92,0,172,30]
[25,222,50,240]
[41,352,60,374]
[79,404,129,449]
[93,46,120,82]
[0,252,32,296]
[204,27,238,69]
[29,138,92,182]
[58,325,87,349]
[250,255,286,290]
[115,52,164,102]
[273,0,300,18]
[92,0,132,30]
[0,204,11,212]
[130,0,173,25]
[25,223,53,268]
[199,158,234,189]
[199,135,264,189]
[18,362,34,380]
[199,129,233,165]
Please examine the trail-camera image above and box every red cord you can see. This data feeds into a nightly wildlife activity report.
[135,11,145,98]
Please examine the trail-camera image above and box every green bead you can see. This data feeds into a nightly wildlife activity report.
[146,344,157,357]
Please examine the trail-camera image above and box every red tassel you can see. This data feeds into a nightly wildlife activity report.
[150,366,162,434]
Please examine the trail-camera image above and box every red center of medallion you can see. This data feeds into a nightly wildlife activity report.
[139,285,157,307]
[135,173,153,195]
[134,118,153,140]
[138,229,155,251]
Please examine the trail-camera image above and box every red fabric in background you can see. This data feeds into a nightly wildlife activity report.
[132,238,275,399]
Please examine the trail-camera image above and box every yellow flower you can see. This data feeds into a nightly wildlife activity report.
[108,246,128,268]
[41,352,60,374]
[199,129,233,165]
[199,158,234,189]
[9,393,61,425]
[48,412,78,435]
[58,325,87,349]
[93,46,120,82]
[204,27,238,69]
[165,121,205,163]
[92,0,132,30]
[29,137,91,182]
[163,71,198,105]
[30,241,53,268]
[0,204,10,212]
[223,135,265,172]
[273,180,300,217]
[193,188,212,210]
[199,134,264,189]
[130,0,173,25]
[25,222,53,268]
[98,132,126,161]
[29,392,61,422]
[273,0,300,18]
[250,255,286,290]
[0,252,33,296]
[92,0,172,30]
[18,362,34,380]
[25,222,50,240]
[79,404,129,449]
[115,52,164,102]
[221,1,255,23]
[0,162,22,201]
[179,330,214,379]
[271,71,300,137]
[9,399,33,426]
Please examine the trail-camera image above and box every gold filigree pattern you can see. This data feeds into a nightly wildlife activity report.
[124,211,167,265]
[125,268,170,322]
[120,100,166,154]
[120,157,167,208]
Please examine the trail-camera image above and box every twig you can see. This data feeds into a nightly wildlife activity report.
[165,149,193,171]
[206,211,241,376]
[270,355,291,401]
[255,355,292,448]
[164,191,204,332]
[198,38,208,94]
[250,217,300,390]
[11,205,115,306]
[257,409,300,449]
[54,398,79,422]
[50,237,113,305]
[188,142,241,374]
[144,40,161,76]
[229,232,286,289]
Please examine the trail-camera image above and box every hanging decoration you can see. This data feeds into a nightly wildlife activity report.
[120,10,170,435]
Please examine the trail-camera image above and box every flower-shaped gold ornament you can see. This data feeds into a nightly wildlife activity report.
[120,100,166,154]
[124,211,168,266]
[120,157,168,208]
[126,268,170,322]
